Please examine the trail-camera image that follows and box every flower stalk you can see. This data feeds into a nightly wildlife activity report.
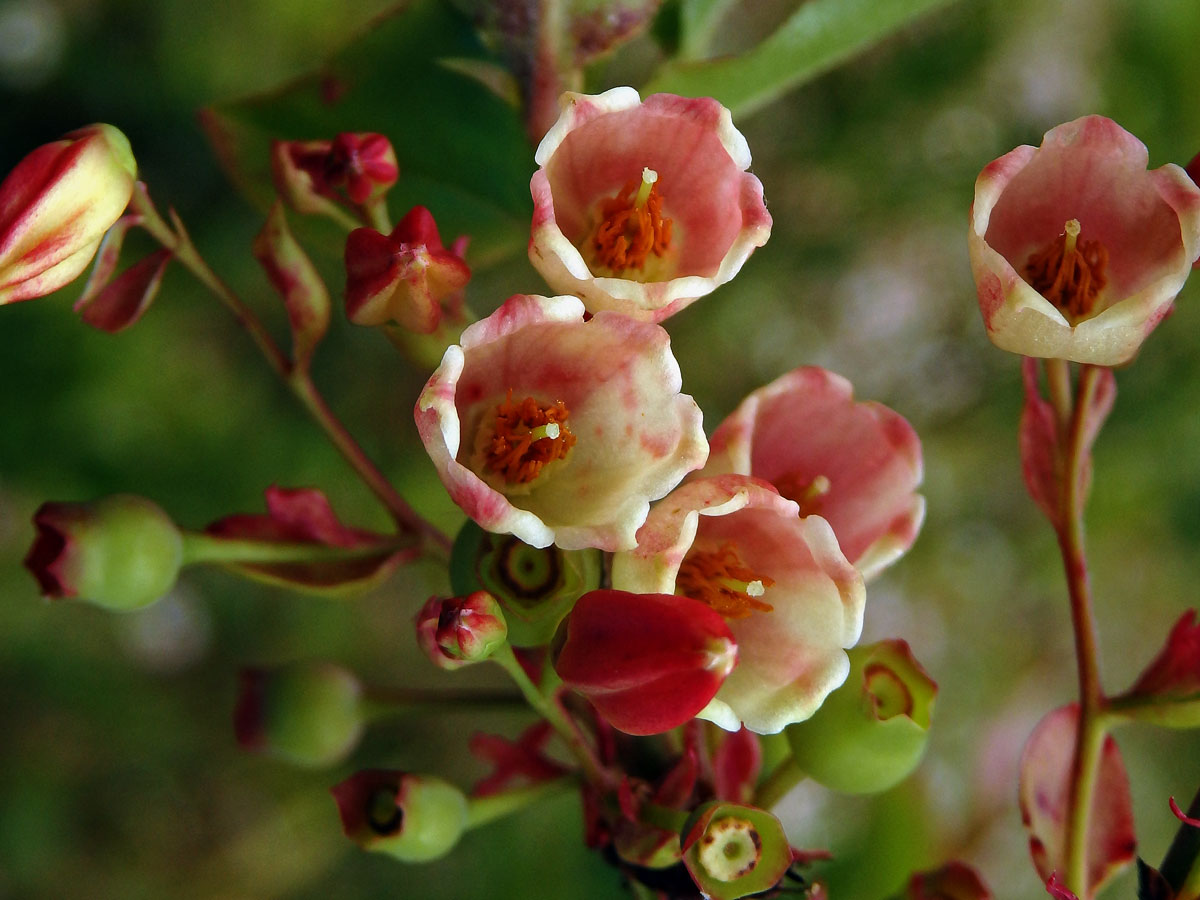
[1053,361,1110,897]
[128,185,450,556]
[490,645,611,789]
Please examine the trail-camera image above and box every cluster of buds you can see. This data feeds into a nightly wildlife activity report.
[3,88,960,899]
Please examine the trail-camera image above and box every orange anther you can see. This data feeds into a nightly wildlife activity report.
[484,390,576,484]
[589,174,672,272]
[676,542,774,620]
[1024,219,1109,323]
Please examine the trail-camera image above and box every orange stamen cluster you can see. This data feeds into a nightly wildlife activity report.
[484,390,576,484]
[1024,220,1109,322]
[590,174,673,272]
[676,542,775,620]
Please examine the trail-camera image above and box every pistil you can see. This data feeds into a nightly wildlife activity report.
[676,542,774,620]
[1024,218,1109,323]
[589,167,673,273]
[774,472,831,517]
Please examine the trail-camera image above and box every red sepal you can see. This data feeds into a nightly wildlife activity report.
[554,589,737,736]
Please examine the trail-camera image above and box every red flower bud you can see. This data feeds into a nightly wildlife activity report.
[415,591,508,670]
[271,132,398,216]
[0,124,137,304]
[554,589,737,735]
[344,205,470,334]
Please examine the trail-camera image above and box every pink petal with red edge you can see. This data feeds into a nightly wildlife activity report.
[529,87,771,322]
[905,861,993,899]
[205,486,409,593]
[76,248,171,333]
[705,366,923,580]
[554,589,736,736]
[1019,360,1115,528]
[1131,609,1200,697]
[415,293,708,551]
[614,474,865,734]
[1019,356,1063,526]
[969,115,1200,365]
[1018,704,1135,899]
[712,727,762,804]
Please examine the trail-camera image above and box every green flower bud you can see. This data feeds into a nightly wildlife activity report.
[25,495,183,611]
[450,521,601,646]
[786,639,936,795]
[331,770,468,863]
[234,661,364,767]
[681,801,792,900]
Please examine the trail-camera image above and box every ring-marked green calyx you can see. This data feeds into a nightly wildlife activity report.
[786,639,936,795]
[450,520,601,646]
[681,801,792,900]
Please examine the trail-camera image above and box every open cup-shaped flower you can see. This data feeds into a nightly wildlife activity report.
[969,115,1200,365]
[612,475,865,734]
[704,366,923,581]
[415,294,708,551]
[529,88,771,322]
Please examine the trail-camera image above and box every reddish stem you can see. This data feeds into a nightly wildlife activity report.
[1049,361,1109,896]
[130,186,451,556]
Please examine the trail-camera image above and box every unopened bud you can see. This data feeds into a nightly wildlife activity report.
[344,206,470,334]
[415,591,508,670]
[24,495,182,611]
[0,124,137,304]
[234,661,363,767]
[786,639,936,794]
[554,590,737,736]
[331,770,468,862]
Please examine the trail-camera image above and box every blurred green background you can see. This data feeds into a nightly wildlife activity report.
[2,1,1200,897]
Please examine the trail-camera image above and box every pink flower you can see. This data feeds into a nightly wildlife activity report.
[969,115,1200,365]
[0,124,137,304]
[704,366,923,580]
[554,589,737,736]
[415,294,708,551]
[529,88,771,322]
[344,205,470,333]
[612,475,865,734]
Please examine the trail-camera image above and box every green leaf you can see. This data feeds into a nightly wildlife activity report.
[646,0,960,118]
[201,0,533,268]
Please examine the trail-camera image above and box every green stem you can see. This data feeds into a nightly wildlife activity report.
[1058,363,1109,897]
[180,531,409,566]
[465,777,574,829]
[130,186,451,557]
[1044,357,1073,434]
[753,753,806,810]
[491,646,611,788]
